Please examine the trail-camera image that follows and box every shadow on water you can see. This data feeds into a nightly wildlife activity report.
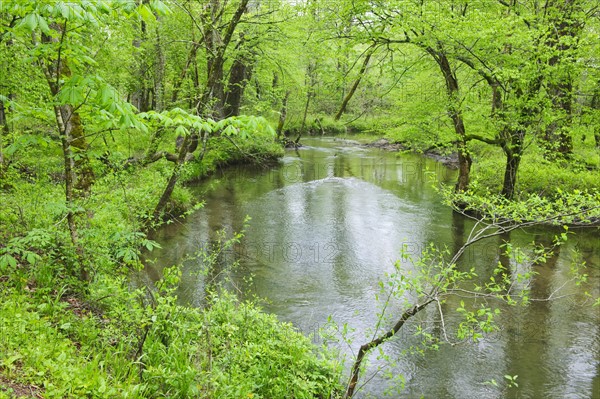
[139,137,600,399]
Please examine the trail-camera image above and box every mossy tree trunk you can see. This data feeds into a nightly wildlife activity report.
[542,0,582,159]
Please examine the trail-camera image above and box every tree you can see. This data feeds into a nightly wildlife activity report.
[138,108,275,225]
[589,80,600,147]
[541,0,585,158]
[5,1,157,280]
[334,45,376,121]
[197,0,250,118]
[332,1,475,192]
[418,39,472,193]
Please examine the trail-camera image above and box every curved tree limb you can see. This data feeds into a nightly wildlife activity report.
[343,299,435,398]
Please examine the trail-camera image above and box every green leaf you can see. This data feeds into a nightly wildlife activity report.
[37,14,50,34]
[59,323,71,330]
[0,254,18,270]
[175,125,188,137]
[56,2,71,19]
[20,13,38,31]
[201,122,213,133]
[25,252,38,265]
[138,3,156,22]
[97,86,112,107]
[150,0,171,15]
[57,85,85,105]
[223,125,237,137]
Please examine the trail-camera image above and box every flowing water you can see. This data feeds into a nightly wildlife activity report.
[142,137,600,399]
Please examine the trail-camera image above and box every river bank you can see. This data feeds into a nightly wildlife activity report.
[0,135,343,399]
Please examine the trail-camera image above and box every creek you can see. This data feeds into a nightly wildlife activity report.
[141,137,599,399]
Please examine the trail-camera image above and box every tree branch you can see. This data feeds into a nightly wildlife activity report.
[344,299,435,398]
[465,134,501,145]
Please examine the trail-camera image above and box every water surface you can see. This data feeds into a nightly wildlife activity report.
[144,137,600,399]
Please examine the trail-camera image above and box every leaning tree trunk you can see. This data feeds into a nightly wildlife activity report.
[199,0,250,118]
[201,55,226,118]
[171,41,199,104]
[334,46,374,121]
[131,14,151,112]
[151,135,190,224]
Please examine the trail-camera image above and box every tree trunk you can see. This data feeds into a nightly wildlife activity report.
[153,22,166,112]
[542,0,580,159]
[455,143,471,193]
[69,112,95,195]
[0,97,7,134]
[591,83,600,148]
[224,51,254,117]
[298,62,317,142]
[53,104,90,281]
[334,47,374,121]
[190,44,201,111]
[152,135,190,223]
[298,89,311,142]
[544,66,573,157]
[201,55,226,118]
[276,91,290,139]
[427,46,471,193]
[501,146,521,200]
[131,15,151,112]
[199,0,250,118]
[41,22,94,281]
[0,98,7,168]
[42,33,95,194]
[1,31,14,168]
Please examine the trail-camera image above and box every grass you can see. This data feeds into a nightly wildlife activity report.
[0,277,341,398]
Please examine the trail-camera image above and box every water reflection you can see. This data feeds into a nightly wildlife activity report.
[143,137,599,398]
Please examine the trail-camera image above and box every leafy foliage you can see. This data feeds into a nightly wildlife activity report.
[1,0,599,397]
